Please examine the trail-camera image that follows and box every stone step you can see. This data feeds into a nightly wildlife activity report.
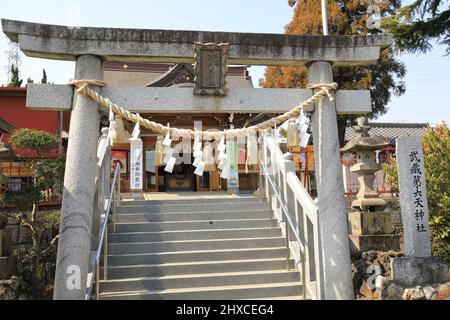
[120,197,263,206]
[108,237,286,254]
[117,202,270,214]
[102,258,295,279]
[116,210,272,223]
[106,247,287,265]
[108,227,282,243]
[114,218,278,233]
[99,281,302,300]
[99,270,300,292]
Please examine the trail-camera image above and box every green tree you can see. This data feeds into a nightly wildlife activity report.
[41,69,47,84]
[384,0,450,54]
[8,64,23,87]
[1,129,64,298]
[384,123,450,262]
[261,0,406,146]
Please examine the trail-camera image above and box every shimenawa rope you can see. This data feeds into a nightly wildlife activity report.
[67,79,337,140]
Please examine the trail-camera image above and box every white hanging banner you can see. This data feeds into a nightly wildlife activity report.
[130,139,143,190]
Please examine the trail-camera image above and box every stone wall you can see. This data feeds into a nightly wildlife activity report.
[352,250,450,300]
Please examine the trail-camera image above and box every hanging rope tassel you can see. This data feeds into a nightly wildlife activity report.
[286,119,299,148]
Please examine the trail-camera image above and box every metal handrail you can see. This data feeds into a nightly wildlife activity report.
[260,134,322,299]
[261,162,305,253]
[87,164,120,300]
[260,161,308,299]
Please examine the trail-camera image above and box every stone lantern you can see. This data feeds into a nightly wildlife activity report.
[341,117,400,253]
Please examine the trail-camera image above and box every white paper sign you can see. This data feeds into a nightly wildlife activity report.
[131,121,140,140]
[299,122,309,137]
[300,133,311,148]
[218,152,227,162]
[218,136,226,152]
[163,147,174,164]
[193,156,202,167]
[193,148,203,158]
[130,139,143,190]
[194,161,206,176]
[164,156,176,173]
[220,164,229,179]
[163,131,172,147]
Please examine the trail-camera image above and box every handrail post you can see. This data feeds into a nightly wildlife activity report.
[285,222,290,270]
[103,224,108,281]
[95,259,100,300]
[301,249,307,298]
[283,159,295,271]
[113,169,120,233]
[113,190,117,234]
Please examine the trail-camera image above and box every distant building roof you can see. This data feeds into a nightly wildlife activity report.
[103,62,253,88]
[0,87,27,97]
[0,117,15,134]
[345,122,428,144]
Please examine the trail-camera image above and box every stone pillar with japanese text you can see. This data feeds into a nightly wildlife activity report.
[391,136,448,287]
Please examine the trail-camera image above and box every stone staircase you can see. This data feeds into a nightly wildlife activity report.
[99,197,303,300]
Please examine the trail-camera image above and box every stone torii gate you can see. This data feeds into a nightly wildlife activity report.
[2,19,392,300]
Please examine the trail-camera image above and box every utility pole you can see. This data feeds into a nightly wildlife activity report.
[5,40,21,83]
[5,40,22,83]
[321,0,329,35]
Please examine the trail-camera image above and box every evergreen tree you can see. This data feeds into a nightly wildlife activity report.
[41,69,48,84]
[8,64,23,87]
[261,0,406,146]
[384,0,450,54]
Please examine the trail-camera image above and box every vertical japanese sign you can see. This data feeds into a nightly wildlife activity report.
[130,139,143,191]
[396,136,431,257]
[226,138,239,190]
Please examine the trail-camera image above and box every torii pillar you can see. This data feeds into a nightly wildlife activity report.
[53,55,103,300]
[309,61,353,299]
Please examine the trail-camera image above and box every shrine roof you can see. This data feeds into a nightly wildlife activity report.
[345,122,429,144]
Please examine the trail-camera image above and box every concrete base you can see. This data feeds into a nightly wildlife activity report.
[349,235,400,254]
[391,257,449,287]
[348,211,393,236]
[0,256,16,280]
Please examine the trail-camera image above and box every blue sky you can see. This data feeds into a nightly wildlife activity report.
[0,0,449,125]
